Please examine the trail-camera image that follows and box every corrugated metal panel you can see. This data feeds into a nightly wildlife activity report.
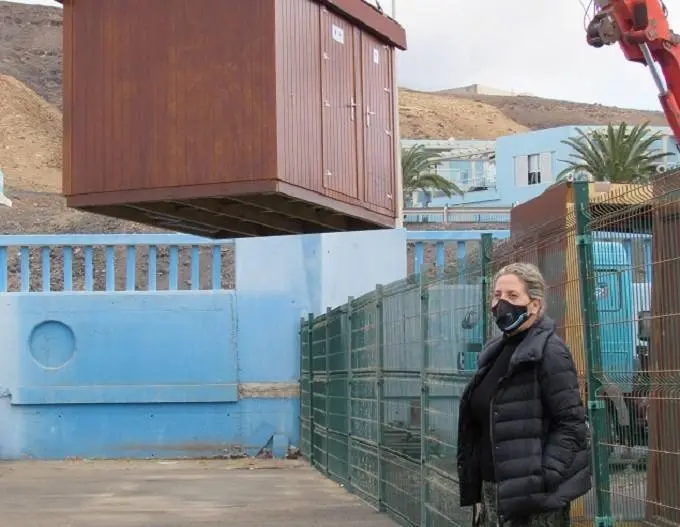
[276,0,324,194]
[66,0,278,195]
[321,8,359,198]
[362,33,394,212]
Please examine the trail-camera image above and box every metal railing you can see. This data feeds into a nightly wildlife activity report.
[0,234,234,292]
[403,207,511,225]
[430,167,497,191]
[300,177,680,526]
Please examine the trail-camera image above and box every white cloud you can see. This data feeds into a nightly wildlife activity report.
[9,0,676,111]
[391,0,672,111]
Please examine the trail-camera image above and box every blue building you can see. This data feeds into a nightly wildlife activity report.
[402,125,677,213]
[401,139,496,210]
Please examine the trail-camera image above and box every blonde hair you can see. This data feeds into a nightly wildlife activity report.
[493,262,546,313]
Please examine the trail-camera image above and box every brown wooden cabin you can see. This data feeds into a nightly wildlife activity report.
[58,0,407,238]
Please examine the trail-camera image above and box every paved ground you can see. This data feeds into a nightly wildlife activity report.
[0,458,397,526]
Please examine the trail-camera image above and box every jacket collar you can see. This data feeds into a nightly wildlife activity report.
[477,315,556,370]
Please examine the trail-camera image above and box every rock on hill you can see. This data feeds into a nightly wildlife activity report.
[0,73,162,236]
[435,89,668,132]
[0,0,62,107]
[398,89,530,139]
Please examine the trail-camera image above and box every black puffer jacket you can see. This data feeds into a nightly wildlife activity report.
[457,316,591,521]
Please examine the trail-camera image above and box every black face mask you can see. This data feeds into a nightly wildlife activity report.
[492,299,530,334]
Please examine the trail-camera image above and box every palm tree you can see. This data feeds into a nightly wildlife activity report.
[402,144,463,206]
[556,122,671,183]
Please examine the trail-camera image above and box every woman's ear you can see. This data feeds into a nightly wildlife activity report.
[530,299,541,317]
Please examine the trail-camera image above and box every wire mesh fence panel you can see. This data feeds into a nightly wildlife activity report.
[421,243,484,526]
[311,315,328,473]
[586,177,680,526]
[381,277,423,524]
[299,178,680,527]
[349,292,380,507]
[350,438,380,508]
[327,306,349,484]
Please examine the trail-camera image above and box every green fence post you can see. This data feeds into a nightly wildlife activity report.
[308,312,315,466]
[480,233,493,341]
[420,270,430,526]
[325,307,331,476]
[375,285,385,511]
[346,296,354,494]
[573,181,613,527]
[299,316,306,457]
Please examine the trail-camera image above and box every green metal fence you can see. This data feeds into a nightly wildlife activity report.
[299,179,680,526]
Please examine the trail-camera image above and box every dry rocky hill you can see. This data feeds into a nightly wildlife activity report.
[0,0,670,239]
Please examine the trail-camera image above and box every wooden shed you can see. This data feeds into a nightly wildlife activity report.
[59,0,407,238]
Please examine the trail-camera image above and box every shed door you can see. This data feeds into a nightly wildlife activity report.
[362,34,395,212]
[321,10,359,198]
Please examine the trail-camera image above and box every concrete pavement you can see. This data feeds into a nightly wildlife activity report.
[0,458,398,526]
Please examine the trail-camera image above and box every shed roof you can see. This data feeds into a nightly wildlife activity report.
[316,0,407,49]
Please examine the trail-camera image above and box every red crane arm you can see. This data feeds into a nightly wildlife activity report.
[587,0,680,143]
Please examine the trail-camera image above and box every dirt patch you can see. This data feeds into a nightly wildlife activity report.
[0,74,62,183]
[0,0,63,109]
[443,91,668,131]
[399,88,529,140]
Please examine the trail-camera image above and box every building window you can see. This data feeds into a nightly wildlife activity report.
[528,154,541,185]
[515,153,552,186]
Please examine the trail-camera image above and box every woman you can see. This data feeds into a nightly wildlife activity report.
[457,263,591,527]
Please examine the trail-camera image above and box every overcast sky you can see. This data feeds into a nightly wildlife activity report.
[13,0,675,111]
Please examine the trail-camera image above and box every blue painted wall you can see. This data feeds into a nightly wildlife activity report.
[494,125,676,205]
[235,228,408,315]
[0,291,298,459]
[0,229,408,460]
